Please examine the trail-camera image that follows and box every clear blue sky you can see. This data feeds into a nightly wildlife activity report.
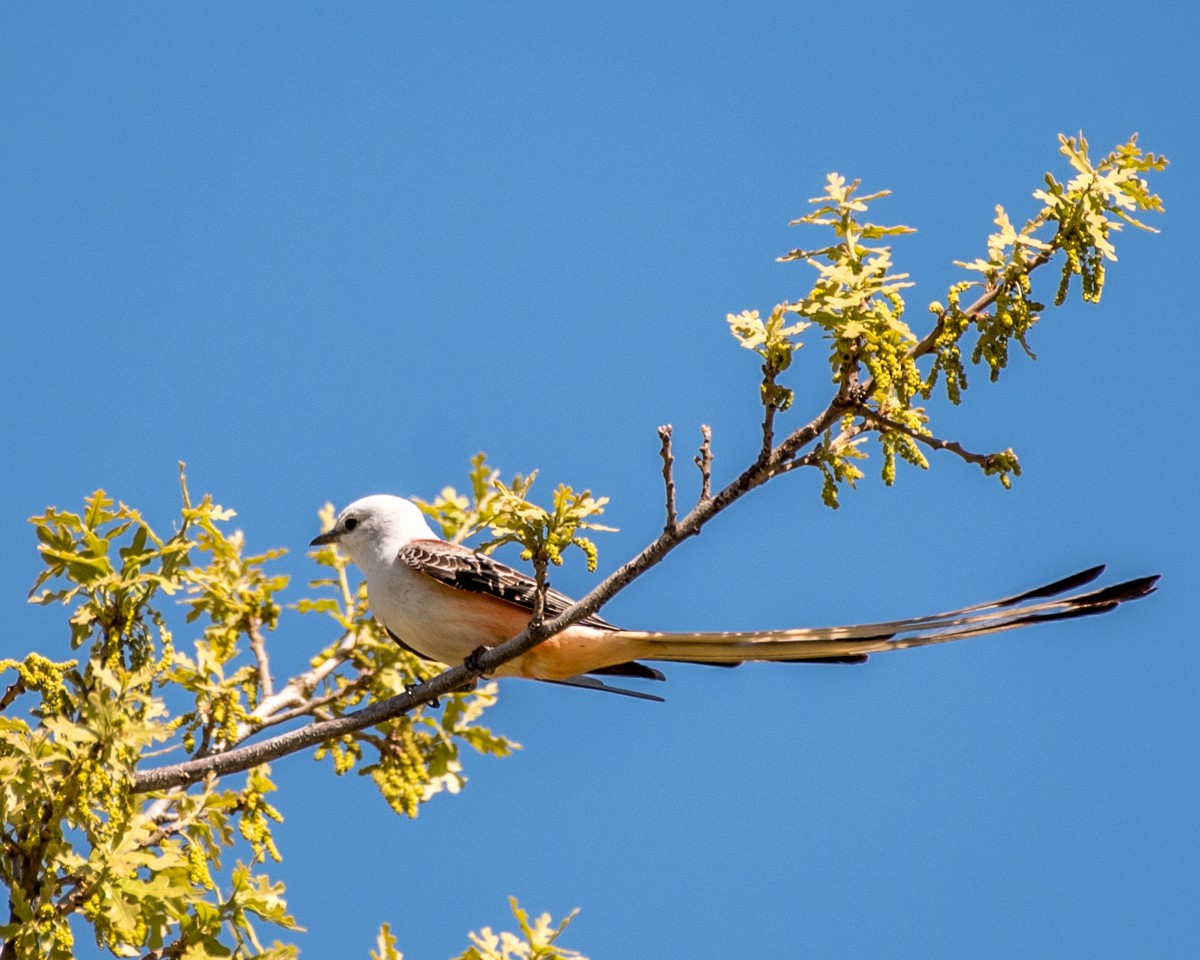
[2,4,1196,958]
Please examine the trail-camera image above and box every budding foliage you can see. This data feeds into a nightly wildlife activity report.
[452,898,586,960]
[417,456,615,578]
[371,900,587,960]
[729,134,1164,507]
[2,471,514,958]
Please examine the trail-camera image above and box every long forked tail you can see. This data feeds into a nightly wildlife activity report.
[614,565,1160,665]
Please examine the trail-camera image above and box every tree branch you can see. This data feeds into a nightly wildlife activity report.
[133,397,852,794]
[133,667,473,792]
[131,242,1067,796]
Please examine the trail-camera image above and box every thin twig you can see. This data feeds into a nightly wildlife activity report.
[531,557,548,627]
[657,425,677,533]
[776,404,846,465]
[772,438,857,477]
[236,621,361,738]
[137,808,202,851]
[247,617,273,700]
[909,249,1054,365]
[138,933,188,960]
[247,678,375,733]
[694,425,713,502]
[0,677,25,712]
[760,365,779,460]
[53,876,96,919]
[854,406,1008,469]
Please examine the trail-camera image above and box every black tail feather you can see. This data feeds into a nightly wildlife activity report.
[1002,565,1107,606]
[588,660,667,681]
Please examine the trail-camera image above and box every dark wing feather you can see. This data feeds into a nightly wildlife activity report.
[546,676,666,702]
[396,539,620,631]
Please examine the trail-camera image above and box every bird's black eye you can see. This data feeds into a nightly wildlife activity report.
[344,516,358,532]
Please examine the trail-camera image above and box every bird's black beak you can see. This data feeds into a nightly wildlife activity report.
[309,530,340,547]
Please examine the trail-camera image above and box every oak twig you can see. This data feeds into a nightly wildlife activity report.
[247,617,273,699]
[694,425,713,502]
[910,249,1054,365]
[0,677,25,712]
[854,406,1003,469]
[760,366,779,460]
[531,557,548,627]
[658,425,677,533]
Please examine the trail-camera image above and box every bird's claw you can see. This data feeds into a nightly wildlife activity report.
[403,682,439,708]
[464,645,491,675]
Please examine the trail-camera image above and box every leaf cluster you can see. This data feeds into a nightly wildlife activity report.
[727,134,1165,506]
[3,472,513,958]
[452,898,585,960]
[417,456,615,577]
[370,900,586,960]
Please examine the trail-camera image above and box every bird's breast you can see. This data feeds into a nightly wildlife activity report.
[366,562,531,667]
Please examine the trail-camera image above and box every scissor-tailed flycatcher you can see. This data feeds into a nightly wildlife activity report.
[310,494,1158,700]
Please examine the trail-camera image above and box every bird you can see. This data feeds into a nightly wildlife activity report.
[310,494,1159,701]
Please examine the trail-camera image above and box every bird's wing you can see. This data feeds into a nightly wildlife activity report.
[395,538,620,631]
[545,675,666,702]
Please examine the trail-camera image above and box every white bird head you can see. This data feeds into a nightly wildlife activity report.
[309,494,436,568]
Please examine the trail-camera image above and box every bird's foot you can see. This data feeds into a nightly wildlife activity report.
[403,682,439,708]
[463,645,491,675]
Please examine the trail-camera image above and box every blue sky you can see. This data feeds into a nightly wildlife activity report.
[2,3,1196,958]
